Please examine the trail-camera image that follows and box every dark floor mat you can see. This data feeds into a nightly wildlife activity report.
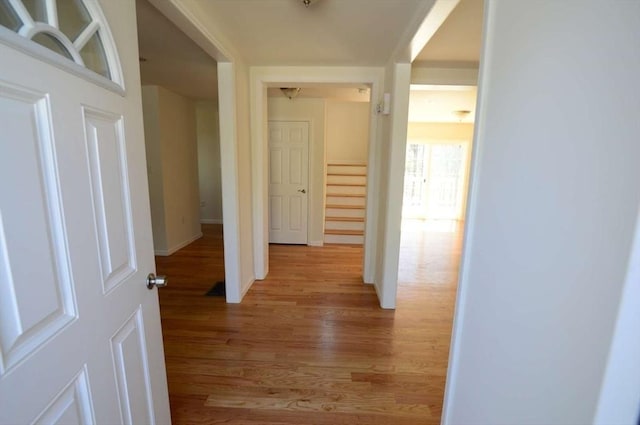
[205,281,226,297]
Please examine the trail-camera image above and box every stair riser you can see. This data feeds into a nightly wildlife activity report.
[324,162,368,245]
[325,185,367,196]
[324,234,364,244]
[326,196,365,207]
[326,208,364,218]
[327,165,367,175]
[327,175,367,185]
[325,221,365,231]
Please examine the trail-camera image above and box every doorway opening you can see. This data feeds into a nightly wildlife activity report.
[136,0,225,285]
[403,142,469,221]
[265,85,372,272]
[399,84,476,286]
[394,85,477,416]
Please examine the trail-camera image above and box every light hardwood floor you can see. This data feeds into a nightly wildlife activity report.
[156,220,463,424]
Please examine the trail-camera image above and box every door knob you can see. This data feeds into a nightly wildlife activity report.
[298,189,306,193]
[147,273,168,289]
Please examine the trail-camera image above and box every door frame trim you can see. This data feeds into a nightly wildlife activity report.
[250,66,384,282]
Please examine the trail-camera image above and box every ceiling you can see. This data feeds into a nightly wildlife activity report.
[192,0,431,66]
[266,85,477,124]
[415,0,484,65]
[136,0,217,100]
[135,0,484,119]
[409,86,477,123]
[409,0,483,124]
[267,85,370,102]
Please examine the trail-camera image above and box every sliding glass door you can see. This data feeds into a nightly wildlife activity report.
[402,142,468,220]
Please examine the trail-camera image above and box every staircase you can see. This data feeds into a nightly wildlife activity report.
[324,162,367,244]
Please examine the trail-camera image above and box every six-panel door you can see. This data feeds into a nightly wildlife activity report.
[0,0,170,423]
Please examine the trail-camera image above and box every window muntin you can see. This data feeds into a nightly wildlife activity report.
[0,0,120,84]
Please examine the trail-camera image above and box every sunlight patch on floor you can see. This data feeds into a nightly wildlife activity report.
[401,218,460,233]
[398,219,464,286]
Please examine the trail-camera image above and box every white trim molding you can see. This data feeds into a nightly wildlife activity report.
[200,218,223,224]
[250,66,385,285]
[154,232,203,256]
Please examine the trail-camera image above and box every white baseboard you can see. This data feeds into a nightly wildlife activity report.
[308,240,324,247]
[372,281,395,309]
[240,275,254,299]
[226,275,255,303]
[154,232,203,256]
[373,280,382,300]
[200,218,223,224]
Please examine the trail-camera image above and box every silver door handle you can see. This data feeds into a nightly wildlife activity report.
[298,189,306,193]
[147,273,168,289]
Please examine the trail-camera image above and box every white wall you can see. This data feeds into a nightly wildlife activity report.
[157,86,202,253]
[444,1,640,423]
[267,97,326,245]
[407,122,473,141]
[141,85,202,255]
[234,61,256,297]
[144,0,255,302]
[325,100,370,163]
[373,62,412,309]
[594,210,640,424]
[217,62,242,302]
[217,61,256,302]
[196,101,222,223]
[141,86,166,251]
[411,65,478,86]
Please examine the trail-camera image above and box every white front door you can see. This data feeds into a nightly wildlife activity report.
[0,1,170,424]
[268,121,309,244]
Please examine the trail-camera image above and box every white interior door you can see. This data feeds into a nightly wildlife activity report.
[0,1,170,424]
[268,121,309,244]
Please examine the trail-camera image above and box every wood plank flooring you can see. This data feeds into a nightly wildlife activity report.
[156,220,462,424]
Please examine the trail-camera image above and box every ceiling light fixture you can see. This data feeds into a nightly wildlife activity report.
[452,110,472,122]
[301,0,320,8]
[281,87,301,99]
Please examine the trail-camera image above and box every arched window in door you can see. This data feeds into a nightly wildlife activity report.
[0,0,123,88]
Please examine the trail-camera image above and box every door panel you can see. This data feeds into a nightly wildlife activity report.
[0,83,76,377]
[111,308,155,425]
[83,108,136,294]
[289,196,302,230]
[269,147,283,184]
[270,196,283,230]
[289,147,303,184]
[32,367,94,425]
[268,121,309,244]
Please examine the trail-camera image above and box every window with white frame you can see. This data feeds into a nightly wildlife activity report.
[0,0,121,85]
